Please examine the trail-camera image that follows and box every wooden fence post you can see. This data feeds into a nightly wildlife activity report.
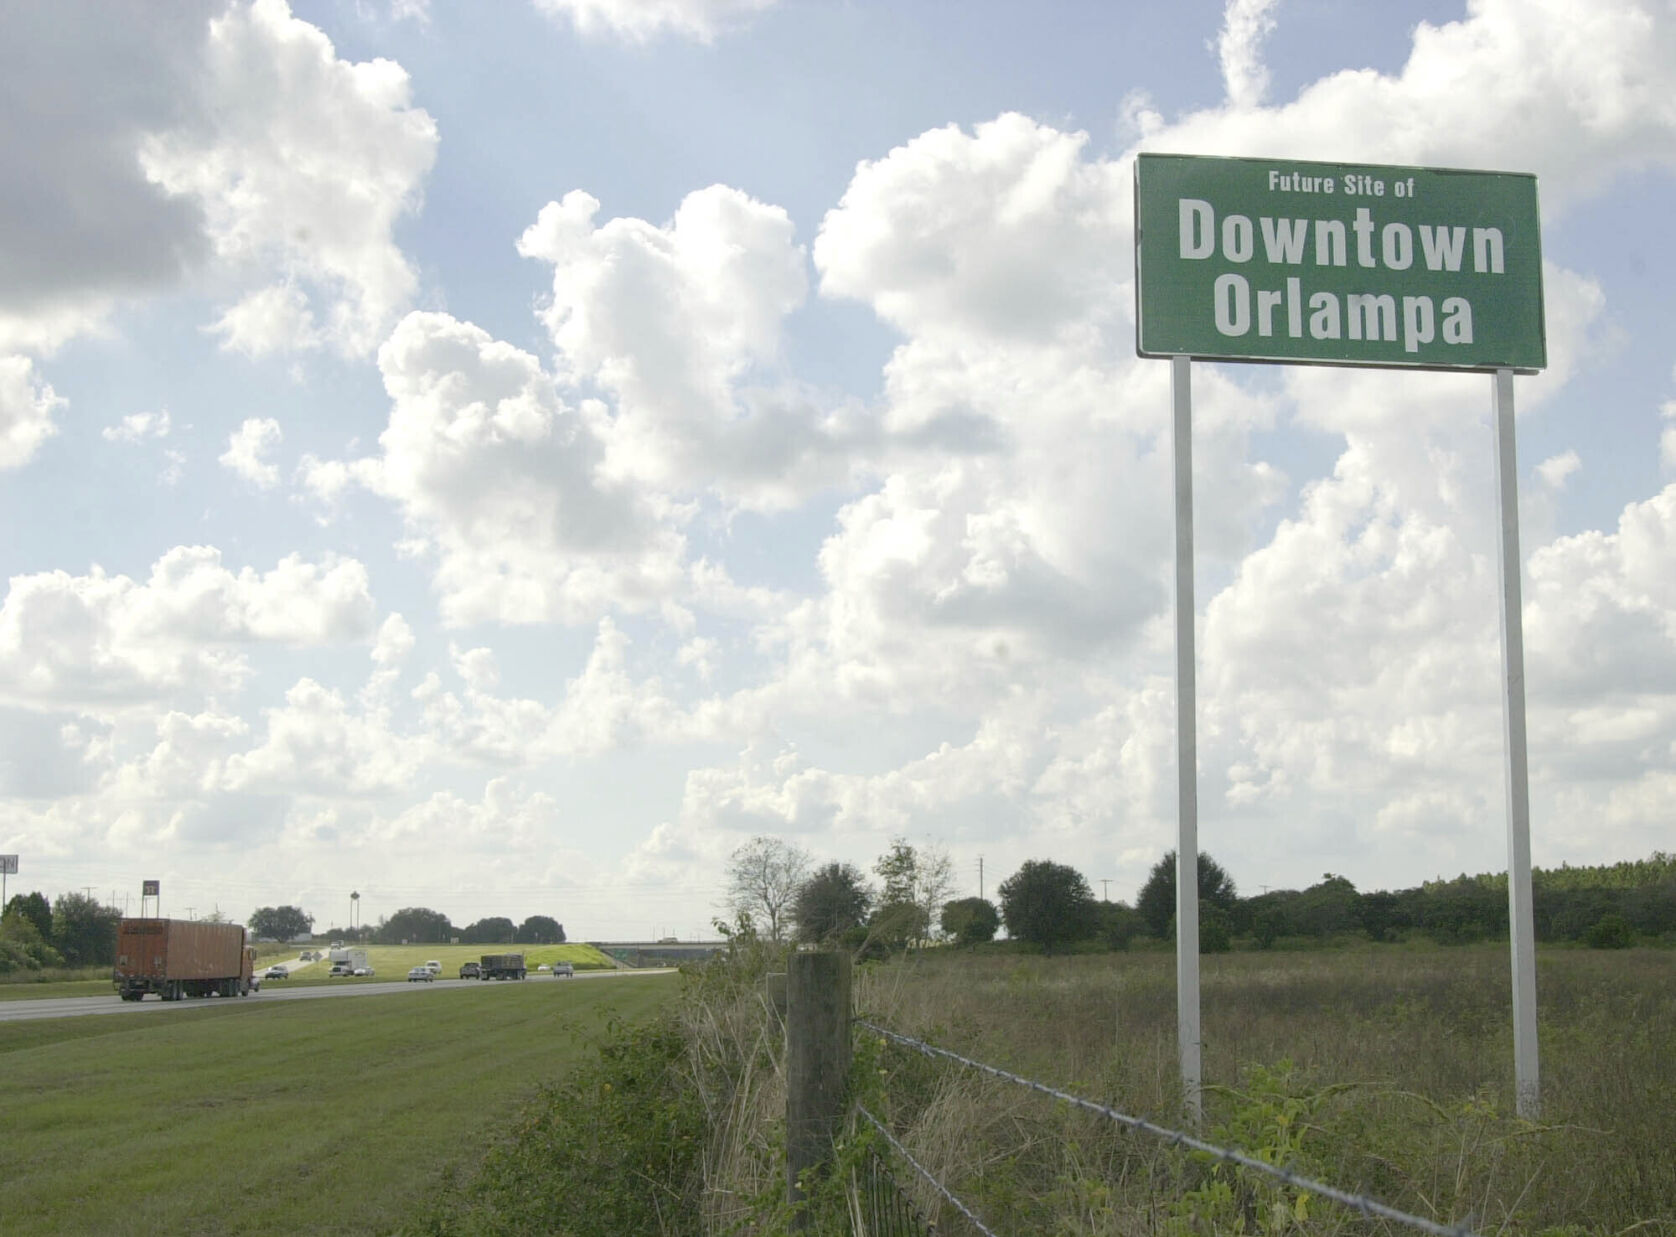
[786,950,851,1224]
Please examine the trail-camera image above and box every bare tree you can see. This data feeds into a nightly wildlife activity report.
[916,842,957,940]
[725,835,812,942]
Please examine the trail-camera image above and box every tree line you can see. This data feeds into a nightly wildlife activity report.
[1,892,123,973]
[726,838,1676,955]
[249,904,567,946]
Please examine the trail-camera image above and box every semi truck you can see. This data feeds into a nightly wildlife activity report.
[113,918,257,1002]
[479,952,526,980]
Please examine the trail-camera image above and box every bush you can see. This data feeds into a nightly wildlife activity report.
[1200,905,1233,953]
[1585,913,1635,949]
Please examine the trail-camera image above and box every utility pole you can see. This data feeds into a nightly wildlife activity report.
[977,856,984,901]
[1101,879,1112,901]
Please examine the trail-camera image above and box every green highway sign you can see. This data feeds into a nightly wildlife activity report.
[1135,153,1546,372]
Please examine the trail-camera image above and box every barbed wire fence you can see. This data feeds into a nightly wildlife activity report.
[782,952,1487,1235]
[850,1018,1483,1237]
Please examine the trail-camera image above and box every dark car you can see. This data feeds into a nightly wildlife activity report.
[458,961,481,979]
[262,965,288,980]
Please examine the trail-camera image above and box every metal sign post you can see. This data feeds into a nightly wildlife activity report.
[1492,368,1541,1117]
[1171,356,1203,1125]
[1136,152,1547,1118]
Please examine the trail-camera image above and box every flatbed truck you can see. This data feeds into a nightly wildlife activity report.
[479,952,526,980]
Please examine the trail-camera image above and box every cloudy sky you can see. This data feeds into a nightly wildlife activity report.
[3,0,1674,940]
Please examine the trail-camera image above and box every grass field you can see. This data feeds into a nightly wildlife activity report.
[0,977,114,1001]
[847,944,1676,1234]
[0,972,677,1236]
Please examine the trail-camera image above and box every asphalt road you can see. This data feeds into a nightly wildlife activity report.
[0,969,675,1024]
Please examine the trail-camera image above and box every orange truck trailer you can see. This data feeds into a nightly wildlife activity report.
[113,918,257,1002]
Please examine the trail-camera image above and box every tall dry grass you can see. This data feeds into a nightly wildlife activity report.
[849,945,1675,1235]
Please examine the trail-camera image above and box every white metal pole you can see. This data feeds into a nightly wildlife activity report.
[1171,354,1202,1125]
[1491,367,1541,1118]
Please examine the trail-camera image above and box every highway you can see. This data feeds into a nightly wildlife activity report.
[0,968,675,1023]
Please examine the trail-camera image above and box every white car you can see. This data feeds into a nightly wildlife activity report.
[352,966,374,977]
[553,962,574,978]
[406,966,434,982]
[423,960,441,975]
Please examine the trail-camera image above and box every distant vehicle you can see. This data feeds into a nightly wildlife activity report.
[553,962,574,978]
[330,941,342,949]
[458,961,481,979]
[263,965,289,980]
[407,966,434,982]
[423,960,441,975]
[328,946,368,972]
[479,952,526,981]
[113,918,257,1002]
[352,967,374,977]
[536,963,550,972]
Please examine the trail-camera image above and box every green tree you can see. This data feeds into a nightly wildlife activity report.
[1136,851,1239,939]
[4,891,51,940]
[51,891,121,966]
[724,835,811,943]
[1355,889,1403,943]
[375,906,455,944]
[865,900,930,955]
[516,915,564,944]
[869,837,955,948]
[0,904,64,973]
[940,896,1000,945]
[791,862,872,944]
[248,905,314,942]
[998,860,1097,954]
[1200,904,1233,952]
[1093,901,1143,950]
[1292,874,1359,938]
[461,916,517,944]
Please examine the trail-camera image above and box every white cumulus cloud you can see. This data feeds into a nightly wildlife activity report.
[0,355,65,469]
[534,0,777,43]
[0,547,377,711]
[219,417,284,489]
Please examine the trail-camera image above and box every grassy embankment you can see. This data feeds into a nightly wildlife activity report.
[0,973,677,1236]
[413,940,1675,1235]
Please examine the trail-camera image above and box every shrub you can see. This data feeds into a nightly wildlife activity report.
[1585,913,1635,949]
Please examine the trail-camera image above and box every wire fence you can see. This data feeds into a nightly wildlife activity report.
[855,1018,1483,1237]
[851,1113,943,1237]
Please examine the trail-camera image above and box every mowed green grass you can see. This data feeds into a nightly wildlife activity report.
[0,978,114,1001]
[0,973,678,1236]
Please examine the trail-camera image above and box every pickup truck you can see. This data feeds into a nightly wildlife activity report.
[553,962,574,978]
[459,961,481,979]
